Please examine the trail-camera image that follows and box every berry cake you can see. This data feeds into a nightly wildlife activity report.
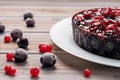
[72,7,120,59]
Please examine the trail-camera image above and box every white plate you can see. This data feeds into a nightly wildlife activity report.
[50,18,120,68]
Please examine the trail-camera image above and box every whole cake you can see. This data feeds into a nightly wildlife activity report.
[72,7,120,59]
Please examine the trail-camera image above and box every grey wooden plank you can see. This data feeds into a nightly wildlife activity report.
[0,54,119,80]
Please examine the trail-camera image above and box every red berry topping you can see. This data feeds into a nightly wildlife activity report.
[84,69,91,78]
[46,45,53,52]
[116,7,120,10]
[115,10,120,16]
[6,52,14,61]
[38,44,52,53]
[9,68,16,76]
[117,21,120,26]
[110,11,116,18]
[83,13,92,19]
[76,16,82,21]
[30,67,39,77]
[105,7,112,12]
[4,36,11,43]
[104,20,115,26]
[39,44,45,49]
[4,65,12,74]
[102,10,109,17]
[93,16,103,20]
[105,24,117,31]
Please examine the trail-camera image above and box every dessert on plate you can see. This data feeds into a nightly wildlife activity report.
[72,7,120,59]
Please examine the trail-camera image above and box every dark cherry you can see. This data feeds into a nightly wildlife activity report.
[0,24,5,33]
[14,48,28,63]
[17,37,29,49]
[25,18,35,27]
[23,12,33,20]
[10,29,23,41]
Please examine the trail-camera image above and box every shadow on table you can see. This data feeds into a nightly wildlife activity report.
[55,50,120,71]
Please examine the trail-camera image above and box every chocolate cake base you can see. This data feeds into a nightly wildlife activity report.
[72,24,120,59]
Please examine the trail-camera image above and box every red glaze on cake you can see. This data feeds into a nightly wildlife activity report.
[72,7,120,59]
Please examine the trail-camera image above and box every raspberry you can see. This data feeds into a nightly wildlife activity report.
[30,67,39,77]
[4,36,11,43]
[84,69,91,78]
[6,52,14,61]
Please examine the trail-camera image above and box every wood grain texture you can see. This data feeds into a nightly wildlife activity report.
[0,0,120,80]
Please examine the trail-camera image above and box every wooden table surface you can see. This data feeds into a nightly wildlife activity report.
[1,0,120,80]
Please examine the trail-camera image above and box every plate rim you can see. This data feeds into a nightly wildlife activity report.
[50,17,120,68]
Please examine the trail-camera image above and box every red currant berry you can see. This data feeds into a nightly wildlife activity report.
[30,67,39,77]
[38,44,45,49]
[84,69,91,78]
[39,45,48,53]
[4,65,12,74]
[39,44,52,53]
[46,45,53,52]
[6,52,14,61]
[9,68,16,76]
[4,36,11,43]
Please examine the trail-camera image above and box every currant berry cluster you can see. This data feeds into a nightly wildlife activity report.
[4,65,40,77]
[38,43,53,53]
[4,65,16,76]
[0,23,5,33]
